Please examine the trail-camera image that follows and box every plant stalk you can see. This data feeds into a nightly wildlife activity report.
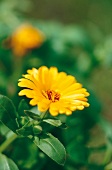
[40,111,47,119]
[0,133,18,153]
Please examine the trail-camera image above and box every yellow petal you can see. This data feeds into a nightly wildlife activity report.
[18,78,36,90]
[62,83,82,95]
[30,98,38,106]
[76,105,84,110]
[57,75,76,90]
[38,99,50,112]
[18,89,34,98]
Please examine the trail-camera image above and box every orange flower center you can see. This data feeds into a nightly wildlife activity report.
[42,90,60,102]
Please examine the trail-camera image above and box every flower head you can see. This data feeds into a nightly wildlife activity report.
[18,66,90,116]
[6,24,45,57]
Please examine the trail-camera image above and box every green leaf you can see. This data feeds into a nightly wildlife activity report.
[16,126,33,136]
[16,121,33,136]
[105,162,112,170]
[0,153,19,170]
[0,95,18,119]
[43,118,62,127]
[0,95,18,132]
[18,99,29,117]
[59,123,68,129]
[33,133,66,165]
[16,116,29,128]
[16,119,43,136]
[24,110,41,121]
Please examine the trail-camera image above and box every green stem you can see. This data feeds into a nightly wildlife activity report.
[0,133,18,153]
[103,142,112,164]
[40,111,47,119]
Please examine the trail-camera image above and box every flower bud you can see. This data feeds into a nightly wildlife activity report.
[33,125,42,135]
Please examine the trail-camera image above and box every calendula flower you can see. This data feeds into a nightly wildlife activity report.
[18,66,90,116]
[6,24,45,57]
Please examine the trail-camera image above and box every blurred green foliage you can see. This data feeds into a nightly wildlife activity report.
[0,0,112,170]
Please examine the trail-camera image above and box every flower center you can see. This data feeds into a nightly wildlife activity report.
[43,90,60,102]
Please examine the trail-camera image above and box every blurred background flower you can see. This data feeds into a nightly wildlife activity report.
[4,24,45,57]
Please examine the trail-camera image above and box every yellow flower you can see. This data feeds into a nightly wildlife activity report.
[6,24,45,57]
[18,66,90,116]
